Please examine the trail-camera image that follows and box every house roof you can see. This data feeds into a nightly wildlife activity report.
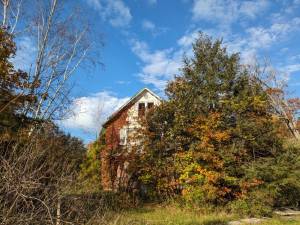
[102,88,161,127]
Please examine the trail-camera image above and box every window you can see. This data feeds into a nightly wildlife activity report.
[119,128,127,145]
[138,103,145,117]
[147,102,154,110]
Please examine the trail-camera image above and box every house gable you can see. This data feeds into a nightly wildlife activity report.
[102,88,161,128]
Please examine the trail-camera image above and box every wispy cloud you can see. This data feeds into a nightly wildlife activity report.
[87,0,132,27]
[142,19,167,37]
[130,39,182,91]
[146,0,157,5]
[246,17,300,48]
[142,20,156,31]
[285,64,300,74]
[62,91,129,133]
[191,0,269,28]
[133,10,300,91]
[177,30,199,48]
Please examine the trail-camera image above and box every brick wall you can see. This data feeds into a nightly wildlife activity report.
[101,104,131,190]
[100,89,161,191]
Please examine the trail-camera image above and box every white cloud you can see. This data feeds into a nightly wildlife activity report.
[116,80,131,85]
[177,31,199,47]
[142,20,156,31]
[246,27,275,48]
[141,19,167,37]
[285,64,300,74]
[239,0,269,18]
[290,54,300,61]
[11,37,36,71]
[192,0,269,27]
[62,91,129,133]
[131,30,231,91]
[87,0,132,27]
[131,39,182,91]
[132,4,300,91]
[147,0,157,5]
[246,17,300,49]
[87,0,102,9]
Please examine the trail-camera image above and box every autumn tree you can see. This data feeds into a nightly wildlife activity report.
[1,0,103,122]
[0,28,34,136]
[0,27,87,224]
[137,33,285,207]
[249,64,300,139]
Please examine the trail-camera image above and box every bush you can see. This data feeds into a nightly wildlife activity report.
[228,138,300,216]
[0,123,85,224]
[60,192,134,224]
[228,189,273,217]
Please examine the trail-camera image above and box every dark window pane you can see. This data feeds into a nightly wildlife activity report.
[148,102,154,109]
[138,103,145,117]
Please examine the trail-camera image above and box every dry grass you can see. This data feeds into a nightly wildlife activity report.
[259,216,300,225]
[90,204,234,225]
[87,205,300,225]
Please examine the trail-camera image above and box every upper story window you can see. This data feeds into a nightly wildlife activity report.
[147,102,154,110]
[138,103,145,117]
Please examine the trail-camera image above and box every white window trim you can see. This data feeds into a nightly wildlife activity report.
[119,127,127,145]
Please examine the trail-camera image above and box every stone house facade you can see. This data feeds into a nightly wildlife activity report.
[101,88,161,191]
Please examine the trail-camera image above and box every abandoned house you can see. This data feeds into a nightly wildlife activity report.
[101,88,161,191]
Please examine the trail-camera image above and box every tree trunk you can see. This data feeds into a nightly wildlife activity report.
[56,196,61,225]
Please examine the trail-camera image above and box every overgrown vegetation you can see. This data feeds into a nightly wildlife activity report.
[0,27,88,224]
[78,204,300,225]
[77,129,106,194]
[1,6,300,222]
[0,0,105,223]
[128,33,300,216]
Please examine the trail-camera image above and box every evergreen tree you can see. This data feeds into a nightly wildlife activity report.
[138,33,284,205]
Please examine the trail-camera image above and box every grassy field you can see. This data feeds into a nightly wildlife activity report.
[110,206,231,225]
[259,217,300,225]
[90,205,300,225]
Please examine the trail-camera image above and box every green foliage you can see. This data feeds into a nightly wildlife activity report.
[77,129,106,193]
[135,32,299,214]
[242,139,300,209]
[101,205,232,225]
[228,190,273,217]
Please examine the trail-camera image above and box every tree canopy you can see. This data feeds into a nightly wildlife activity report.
[134,34,298,212]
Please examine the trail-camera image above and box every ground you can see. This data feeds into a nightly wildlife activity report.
[91,205,300,225]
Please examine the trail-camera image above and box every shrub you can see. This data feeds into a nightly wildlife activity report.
[228,189,273,217]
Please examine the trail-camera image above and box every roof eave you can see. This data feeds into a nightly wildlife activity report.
[102,88,161,128]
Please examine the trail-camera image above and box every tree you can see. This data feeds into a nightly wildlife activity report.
[1,0,103,121]
[78,129,106,193]
[137,33,284,205]
[0,27,86,224]
[0,28,34,136]
[248,63,300,139]
[1,0,22,33]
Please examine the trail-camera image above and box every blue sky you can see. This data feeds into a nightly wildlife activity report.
[20,0,300,143]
